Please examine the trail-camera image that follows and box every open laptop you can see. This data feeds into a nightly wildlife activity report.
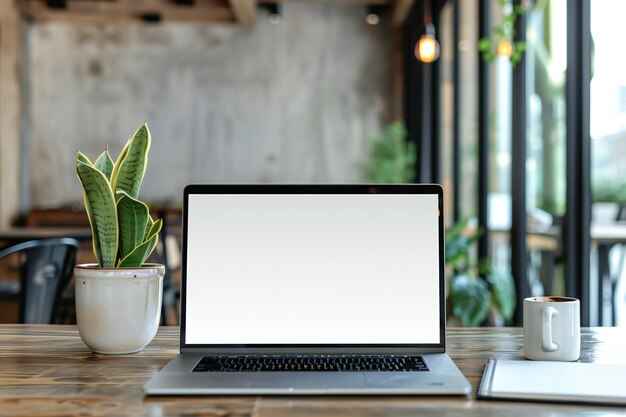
[144,184,471,395]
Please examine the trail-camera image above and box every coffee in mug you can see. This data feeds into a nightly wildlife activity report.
[523,296,580,361]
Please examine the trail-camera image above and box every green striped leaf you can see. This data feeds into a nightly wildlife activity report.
[145,218,162,242]
[76,161,118,267]
[110,140,130,191]
[82,194,98,268]
[94,149,114,181]
[111,123,151,199]
[144,215,155,240]
[117,219,162,268]
[116,191,150,260]
[77,151,93,166]
[144,218,162,263]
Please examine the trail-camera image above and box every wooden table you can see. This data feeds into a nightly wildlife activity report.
[1,325,625,416]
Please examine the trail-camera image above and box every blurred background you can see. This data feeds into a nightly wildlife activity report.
[0,0,624,328]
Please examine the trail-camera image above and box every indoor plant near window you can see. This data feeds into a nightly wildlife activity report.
[446,218,516,326]
[592,180,626,223]
[363,122,516,326]
[363,121,415,183]
[74,122,164,354]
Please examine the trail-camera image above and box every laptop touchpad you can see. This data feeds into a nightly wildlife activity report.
[251,373,366,389]
[364,373,428,387]
[195,373,254,388]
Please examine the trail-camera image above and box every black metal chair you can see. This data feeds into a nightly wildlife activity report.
[0,238,79,324]
[156,210,180,326]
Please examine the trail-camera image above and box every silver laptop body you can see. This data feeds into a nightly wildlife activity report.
[144,184,471,395]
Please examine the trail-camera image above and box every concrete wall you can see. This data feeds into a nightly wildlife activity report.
[0,0,22,226]
[25,4,394,207]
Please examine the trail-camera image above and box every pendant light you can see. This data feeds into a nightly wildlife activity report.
[415,0,440,63]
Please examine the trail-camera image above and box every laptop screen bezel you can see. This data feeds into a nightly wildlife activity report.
[179,184,446,354]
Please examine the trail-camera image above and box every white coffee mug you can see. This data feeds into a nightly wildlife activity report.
[523,296,580,361]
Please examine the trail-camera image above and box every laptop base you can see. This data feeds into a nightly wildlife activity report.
[144,353,471,395]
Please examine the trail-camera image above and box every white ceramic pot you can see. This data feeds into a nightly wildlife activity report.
[74,263,164,354]
[592,202,620,223]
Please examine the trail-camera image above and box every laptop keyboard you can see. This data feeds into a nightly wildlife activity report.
[192,355,428,372]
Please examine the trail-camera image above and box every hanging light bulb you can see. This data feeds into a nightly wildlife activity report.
[416,34,439,63]
[265,4,281,24]
[415,24,440,63]
[497,38,513,57]
[269,12,281,24]
[366,13,380,25]
[365,5,383,26]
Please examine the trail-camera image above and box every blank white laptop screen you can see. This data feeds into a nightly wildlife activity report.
[185,193,441,345]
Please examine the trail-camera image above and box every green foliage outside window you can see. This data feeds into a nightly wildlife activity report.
[592,180,626,204]
[478,0,527,66]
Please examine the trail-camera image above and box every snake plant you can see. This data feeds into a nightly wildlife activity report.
[76,123,162,268]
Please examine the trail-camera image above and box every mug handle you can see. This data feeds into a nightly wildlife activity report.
[541,306,559,352]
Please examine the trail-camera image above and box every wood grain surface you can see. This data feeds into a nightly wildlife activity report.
[1,325,625,416]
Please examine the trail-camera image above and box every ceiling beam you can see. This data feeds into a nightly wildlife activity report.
[18,0,395,24]
[228,0,257,25]
[18,0,236,24]
[261,0,390,4]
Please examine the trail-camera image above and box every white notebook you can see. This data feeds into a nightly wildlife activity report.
[478,359,626,406]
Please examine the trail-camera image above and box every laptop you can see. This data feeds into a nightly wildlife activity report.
[144,184,471,395]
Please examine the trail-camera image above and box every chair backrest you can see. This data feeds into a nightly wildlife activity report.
[0,238,79,324]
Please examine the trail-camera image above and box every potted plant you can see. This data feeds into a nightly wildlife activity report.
[446,218,516,326]
[478,0,527,66]
[362,122,516,326]
[363,121,415,183]
[592,180,625,223]
[74,122,164,354]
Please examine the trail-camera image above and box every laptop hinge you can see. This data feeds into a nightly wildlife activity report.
[179,347,446,355]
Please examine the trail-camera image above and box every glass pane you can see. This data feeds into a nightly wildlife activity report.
[439,1,454,226]
[487,0,512,280]
[590,0,626,326]
[524,0,567,299]
[458,0,478,222]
